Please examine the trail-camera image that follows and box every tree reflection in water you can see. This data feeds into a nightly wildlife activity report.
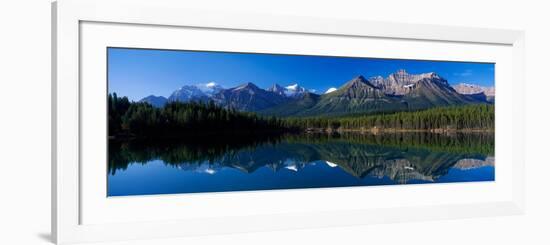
[108,132,494,184]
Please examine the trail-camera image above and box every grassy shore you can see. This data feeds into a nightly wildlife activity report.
[305,127,494,134]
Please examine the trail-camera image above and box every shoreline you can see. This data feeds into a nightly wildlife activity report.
[109,127,493,140]
[306,127,494,134]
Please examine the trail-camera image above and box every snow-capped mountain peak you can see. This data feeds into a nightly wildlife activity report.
[283,83,307,97]
[325,87,338,94]
[233,82,260,91]
[194,82,224,96]
[267,83,310,97]
[267,84,287,96]
[168,85,207,102]
[286,83,299,91]
[206,82,218,88]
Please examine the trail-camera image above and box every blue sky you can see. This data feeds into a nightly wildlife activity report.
[108,47,495,101]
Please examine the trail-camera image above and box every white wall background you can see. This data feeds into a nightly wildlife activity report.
[0,0,548,244]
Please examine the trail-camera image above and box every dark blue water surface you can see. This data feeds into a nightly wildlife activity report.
[108,132,494,196]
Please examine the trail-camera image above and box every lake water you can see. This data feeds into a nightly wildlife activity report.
[108,132,494,196]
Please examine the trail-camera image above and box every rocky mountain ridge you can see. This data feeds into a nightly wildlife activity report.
[368,69,444,95]
[267,83,309,97]
[137,70,492,116]
[453,83,495,96]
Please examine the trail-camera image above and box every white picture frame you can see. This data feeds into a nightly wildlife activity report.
[52,0,525,244]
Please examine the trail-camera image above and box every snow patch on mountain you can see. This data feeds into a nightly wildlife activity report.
[267,83,310,97]
[284,83,307,96]
[325,87,338,94]
[196,82,224,95]
[168,85,208,102]
[286,83,299,91]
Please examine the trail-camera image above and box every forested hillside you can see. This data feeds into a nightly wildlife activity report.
[282,104,494,131]
[108,93,294,138]
[109,93,494,138]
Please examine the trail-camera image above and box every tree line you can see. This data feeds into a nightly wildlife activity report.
[109,93,494,138]
[281,104,494,131]
[108,93,296,138]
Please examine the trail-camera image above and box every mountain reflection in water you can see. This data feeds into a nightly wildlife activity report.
[108,132,494,196]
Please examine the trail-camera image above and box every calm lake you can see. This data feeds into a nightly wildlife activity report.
[108,132,494,196]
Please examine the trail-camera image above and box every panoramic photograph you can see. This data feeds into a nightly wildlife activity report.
[107,47,495,197]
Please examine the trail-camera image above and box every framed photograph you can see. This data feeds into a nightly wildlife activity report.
[52,0,525,244]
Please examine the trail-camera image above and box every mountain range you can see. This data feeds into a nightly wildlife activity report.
[210,82,289,111]
[452,82,495,102]
[138,70,494,117]
[267,83,309,97]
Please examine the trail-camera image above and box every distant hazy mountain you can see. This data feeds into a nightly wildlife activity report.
[267,83,310,97]
[284,83,308,96]
[168,85,208,102]
[212,82,289,111]
[139,95,168,108]
[453,83,495,96]
[453,83,495,102]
